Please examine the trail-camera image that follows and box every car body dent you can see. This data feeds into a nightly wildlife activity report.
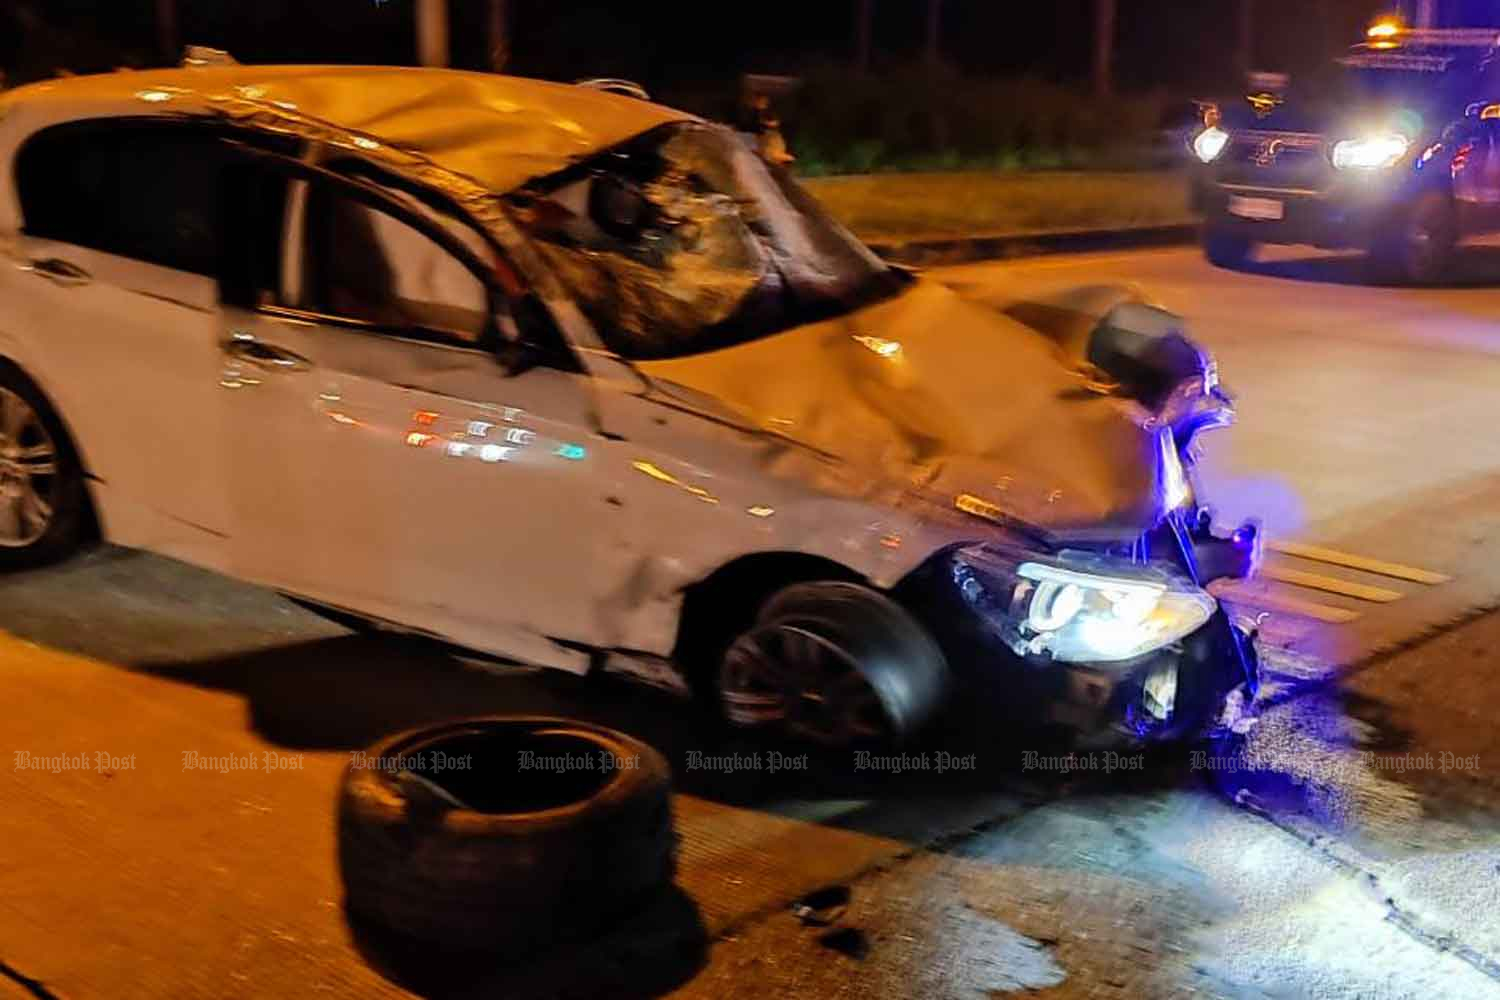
[585,275,1185,660]
[577,379,992,658]
[0,66,691,198]
[632,277,1169,544]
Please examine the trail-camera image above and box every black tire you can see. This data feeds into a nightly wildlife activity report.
[1202,227,1253,270]
[718,581,950,746]
[0,362,89,570]
[1370,191,1456,285]
[338,717,675,955]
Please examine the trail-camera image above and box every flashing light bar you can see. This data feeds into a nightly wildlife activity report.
[1362,26,1500,47]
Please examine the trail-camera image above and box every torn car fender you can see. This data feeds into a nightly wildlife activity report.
[579,387,1007,654]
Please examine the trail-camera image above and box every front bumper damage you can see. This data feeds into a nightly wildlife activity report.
[902,507,1262,745]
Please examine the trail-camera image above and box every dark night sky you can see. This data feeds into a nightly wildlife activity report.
[0,1,1428,94]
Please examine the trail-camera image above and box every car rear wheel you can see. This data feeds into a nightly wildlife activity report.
[1202,227,1253,270]
[1370,192,1456,285]
[718,582,950,746]
[0,365,88,570]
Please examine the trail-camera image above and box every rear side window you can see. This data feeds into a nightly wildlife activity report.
[301,182,490,343]
[16,122,235,276]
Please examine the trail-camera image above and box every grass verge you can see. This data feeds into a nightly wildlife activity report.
[801,170,1194,243]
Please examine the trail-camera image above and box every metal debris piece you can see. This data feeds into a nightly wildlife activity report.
[791,885,851,927]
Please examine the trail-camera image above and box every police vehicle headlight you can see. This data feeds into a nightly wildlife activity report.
[950,547,1217,664]
[1192,126,1230,163]
[1331,133,1410,170]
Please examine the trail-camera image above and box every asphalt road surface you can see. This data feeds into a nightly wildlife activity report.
[5,244,1500,999]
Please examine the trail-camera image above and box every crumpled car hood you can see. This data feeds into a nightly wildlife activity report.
[635,278,1170,541]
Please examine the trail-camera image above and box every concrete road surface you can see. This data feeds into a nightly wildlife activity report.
[4,245,1500,999]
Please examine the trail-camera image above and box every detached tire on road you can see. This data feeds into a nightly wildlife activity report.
[338,717,675,956]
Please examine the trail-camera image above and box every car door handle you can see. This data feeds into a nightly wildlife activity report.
[21,258,91,287]
[223,337,312,373]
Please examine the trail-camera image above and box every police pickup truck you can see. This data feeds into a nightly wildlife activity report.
[1193,23,1500,283]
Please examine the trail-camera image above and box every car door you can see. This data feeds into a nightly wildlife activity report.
[217,161,605,663]
[2,119,251,568]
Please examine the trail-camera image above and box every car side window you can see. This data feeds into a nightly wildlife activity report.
[221,158,292,307]
[16,122,231,276]
[301,183,490,344]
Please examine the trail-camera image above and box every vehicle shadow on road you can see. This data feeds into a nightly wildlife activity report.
[127,630,1214,996]
[0,547,1290,831]
[1234,246,1500,288]
[345,888,709,1000]
[130,630,1205,829]
[0,547,1208,815]
[3,548,1289,997]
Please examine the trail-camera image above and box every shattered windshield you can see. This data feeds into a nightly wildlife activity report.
[509,123,908,360]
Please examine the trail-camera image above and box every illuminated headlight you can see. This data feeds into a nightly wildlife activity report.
[951,547,1217,664]
[1192,126,1230,163]
[1331,134,1410,170]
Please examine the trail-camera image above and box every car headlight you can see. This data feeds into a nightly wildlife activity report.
[1193,126,1230,163]
[951,546,1217,664]
[1331,134,1410,170]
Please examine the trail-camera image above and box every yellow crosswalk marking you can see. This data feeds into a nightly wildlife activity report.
[1260,566,1403,603]
[1211,583,1363,624]
[1213,541,1450,627]
[1267,540,1451,586]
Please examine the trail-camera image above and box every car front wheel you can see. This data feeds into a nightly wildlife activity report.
[1370,191,1456,285]
[0,364,88,569]
[1202,227,1254,270]
[718,582,950,746]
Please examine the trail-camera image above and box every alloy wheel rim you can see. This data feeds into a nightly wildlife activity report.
[0,388,59,548]
[721,623,891,745]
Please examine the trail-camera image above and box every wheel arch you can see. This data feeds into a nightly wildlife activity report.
[671,550,868,685]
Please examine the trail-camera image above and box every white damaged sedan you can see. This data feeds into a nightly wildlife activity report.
[0,66,1260,746]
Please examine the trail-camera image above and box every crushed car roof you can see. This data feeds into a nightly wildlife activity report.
[0,65,693,193]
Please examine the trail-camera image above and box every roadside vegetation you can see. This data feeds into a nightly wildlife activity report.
[666,62,1196,241]
[776,62,1175,176]
[804,170,1193,242]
